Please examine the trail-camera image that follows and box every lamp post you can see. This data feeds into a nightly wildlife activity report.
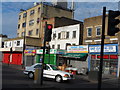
[20,9,27,68]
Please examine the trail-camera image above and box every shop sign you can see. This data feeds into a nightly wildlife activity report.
[67,45,88,53]
[89,44,118,54]
[56,49,66,54]
[36,49,57,54]
[24,49,36,56]
[63,53,87,58]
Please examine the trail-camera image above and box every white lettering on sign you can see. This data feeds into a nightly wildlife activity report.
[89,45,116,53]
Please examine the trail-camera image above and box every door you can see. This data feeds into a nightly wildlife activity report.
[43,65,54,79]
[3,53,10,64]
[12,53,22,65]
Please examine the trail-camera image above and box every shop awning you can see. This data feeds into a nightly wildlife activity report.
[61,53,88,59]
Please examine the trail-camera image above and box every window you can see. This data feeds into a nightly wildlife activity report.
[18,24,20,29]
[28,30,33,35]
[9,42,11,47]
[21,32,24,37]
[58,33,61,39]
[72,31,76,38]
[17,41,20,46]
[52,45,55,49]
[22,22,26,27]
[29,19,34,26]
[38,7,40,12]
[37,18,40,23]
[87,28,92,37]
[30,10,35,15]
[2,42,4,48]
[96,27,101,36]
[66,32,69,39]
[19,15,21,19]
[17,33,19,37]
[36,29,39,35]
[57,44,60,49]
[23,13,27,18]
[34,64,42,68]
[53,33,56,40]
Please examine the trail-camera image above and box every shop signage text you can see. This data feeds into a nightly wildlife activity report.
[89,44,118,54]
[67,45,88,53]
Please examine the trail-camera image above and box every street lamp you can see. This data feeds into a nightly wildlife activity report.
[20,9,27,68]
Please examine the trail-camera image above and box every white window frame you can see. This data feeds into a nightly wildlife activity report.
[96,26,101,36]
[87,28,92,37]
[29,19,34,26]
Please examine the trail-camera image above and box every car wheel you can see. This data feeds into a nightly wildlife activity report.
[28,72,34,79]
[55,75,62,83]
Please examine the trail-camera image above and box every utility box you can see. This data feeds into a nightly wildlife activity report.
[88,71,99,81]
[34,68,42,84]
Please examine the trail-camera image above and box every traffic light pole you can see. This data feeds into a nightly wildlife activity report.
[98,7,106,90]
[40,22,47,85]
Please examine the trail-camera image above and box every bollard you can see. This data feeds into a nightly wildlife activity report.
[34,68,42,84]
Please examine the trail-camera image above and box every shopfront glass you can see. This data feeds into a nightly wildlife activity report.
[90,55,118,76]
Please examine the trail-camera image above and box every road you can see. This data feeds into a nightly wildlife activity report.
[2,63,120,90]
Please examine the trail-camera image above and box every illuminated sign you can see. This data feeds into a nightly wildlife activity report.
[89,44,118,53]
[25,49,36,56]
[67,45,88,53]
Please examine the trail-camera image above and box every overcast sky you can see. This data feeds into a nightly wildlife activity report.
[1,0,119,38]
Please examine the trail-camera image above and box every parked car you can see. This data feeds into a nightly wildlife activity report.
[23,63,74,82]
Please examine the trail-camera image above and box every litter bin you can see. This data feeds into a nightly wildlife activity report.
[88,71,99,81]
[34,68,42,84]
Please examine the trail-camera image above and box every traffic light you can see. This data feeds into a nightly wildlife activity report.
[45,24,53,41]
[107,10,120,36]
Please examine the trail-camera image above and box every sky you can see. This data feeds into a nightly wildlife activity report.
[1,0,120,38]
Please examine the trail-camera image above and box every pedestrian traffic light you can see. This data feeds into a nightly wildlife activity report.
[107,10,120,36]
[45,24,53,41]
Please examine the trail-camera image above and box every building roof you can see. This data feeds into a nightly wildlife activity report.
[0,34,8,38]
[19,3,72,14]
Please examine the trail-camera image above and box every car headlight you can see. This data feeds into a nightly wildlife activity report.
[63,74,69,78]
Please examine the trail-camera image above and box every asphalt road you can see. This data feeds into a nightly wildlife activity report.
[1,63,120,90]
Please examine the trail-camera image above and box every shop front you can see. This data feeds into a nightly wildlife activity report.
[36,49,66,65]
[59,45,89,74]
[89,44,118,77]
[24,49,36,66]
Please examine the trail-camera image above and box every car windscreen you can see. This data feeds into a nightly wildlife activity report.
[50,65,60,70]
